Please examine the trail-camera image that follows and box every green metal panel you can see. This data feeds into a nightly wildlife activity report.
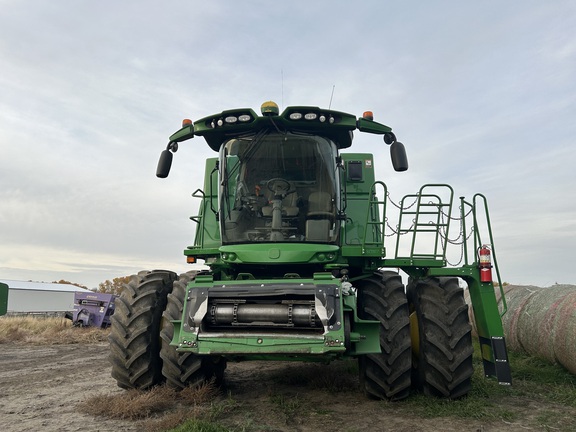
[188,157,221,255]
[219,243,339,265]
[176,277,345,358]
[466,278,505,338]
[168,104,395,152]
[356,117,393,134]
[193,106,360,151]
[342,294,381,355]
[171,276,382,360]
[340,153,375,250]
[0,282,8,316]
[465,276,511,384]
[169,124,194,143]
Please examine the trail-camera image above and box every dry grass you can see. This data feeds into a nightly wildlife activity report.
[78,386,177,420]
[77,382,224,432]
[0,316,110,344]
[1,316,228,430]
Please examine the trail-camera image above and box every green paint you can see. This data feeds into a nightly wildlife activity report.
[164,102,510,385]
[0,282,8,316]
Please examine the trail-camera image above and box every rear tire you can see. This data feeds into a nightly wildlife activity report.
[160,272,227,389]
[108,270,177,390]
[356,271,412,400]
[407,277,473,399]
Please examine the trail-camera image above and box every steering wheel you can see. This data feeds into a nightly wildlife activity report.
[267,178,294,197]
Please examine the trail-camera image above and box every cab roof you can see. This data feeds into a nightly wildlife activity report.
[169,104,393,152]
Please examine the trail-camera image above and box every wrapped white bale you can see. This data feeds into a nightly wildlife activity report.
[464,288,479,336]
[531,286,576,374]
[499,285,540,353]
[467,284,576,374]
[555,289,576,374]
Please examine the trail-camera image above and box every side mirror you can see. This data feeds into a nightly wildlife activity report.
[156,149,173,178]
[390,141,408,172]
[156,142,178,178]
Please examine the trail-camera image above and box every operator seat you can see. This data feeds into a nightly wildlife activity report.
[305,191,334,242]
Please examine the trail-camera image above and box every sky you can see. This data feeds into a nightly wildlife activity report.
[0,1,575,289]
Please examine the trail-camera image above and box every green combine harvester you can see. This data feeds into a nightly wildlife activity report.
[109,101,511,400]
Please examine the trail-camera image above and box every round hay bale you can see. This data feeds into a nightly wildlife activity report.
[514,286,574,364]
[463,289,475,334]
[500,285,540,352]
[465,284,576,374]
[548,287,576,374]
[500,285,576,374]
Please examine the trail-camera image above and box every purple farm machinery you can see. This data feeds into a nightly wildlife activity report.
[65,292,117,328]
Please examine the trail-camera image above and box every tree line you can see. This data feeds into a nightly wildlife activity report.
[96,276,131,295]
[54,277,131,295]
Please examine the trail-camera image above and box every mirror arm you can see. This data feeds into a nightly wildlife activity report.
[166,141,179,152]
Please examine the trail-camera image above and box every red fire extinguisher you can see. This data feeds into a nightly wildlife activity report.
[478,245,493,283]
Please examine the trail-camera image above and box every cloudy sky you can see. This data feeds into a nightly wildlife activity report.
[1,1,574,289]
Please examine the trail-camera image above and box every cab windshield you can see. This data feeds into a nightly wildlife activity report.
[220,132,340,244]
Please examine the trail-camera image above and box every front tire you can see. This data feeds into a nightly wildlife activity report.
[356,271,412,400]
[160,272,227,389]
[108,270,177,390]
[407,277,473,399]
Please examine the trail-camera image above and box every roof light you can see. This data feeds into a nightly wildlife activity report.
[319,115,326,123]
[363,111,374,121]
[304,113,317,120]
[238,114,251,122]
[225,116,238,124]
[329,116,335,124]
[289,112,303,120]
[182,119,192,127]
[261,101,279,116]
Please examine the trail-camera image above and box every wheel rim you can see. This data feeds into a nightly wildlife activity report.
[409,311,420,358]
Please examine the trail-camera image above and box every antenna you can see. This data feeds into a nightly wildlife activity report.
[281,69,284,110]
[329,85,335,109]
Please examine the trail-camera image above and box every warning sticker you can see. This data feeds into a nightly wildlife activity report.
[365,159,372,168]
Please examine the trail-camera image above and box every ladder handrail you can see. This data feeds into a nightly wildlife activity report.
[395,184,454,261]
[361,181,388,254]
[460,194,507,316]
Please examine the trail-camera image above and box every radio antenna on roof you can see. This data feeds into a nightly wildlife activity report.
[329,85,335,109]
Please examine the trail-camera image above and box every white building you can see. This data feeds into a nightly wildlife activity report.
[0,279,93,314]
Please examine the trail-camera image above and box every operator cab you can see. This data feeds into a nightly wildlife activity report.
[219,132,340,244]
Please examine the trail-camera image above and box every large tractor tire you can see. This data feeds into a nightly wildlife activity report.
[356,271,412,400]
[160,272,227,389]
[407,277,473,399]
[109,270,177,390]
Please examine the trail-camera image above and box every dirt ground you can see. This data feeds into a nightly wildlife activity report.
[0,343,573,432]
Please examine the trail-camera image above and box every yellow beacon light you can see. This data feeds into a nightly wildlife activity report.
[261,101,279,116]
